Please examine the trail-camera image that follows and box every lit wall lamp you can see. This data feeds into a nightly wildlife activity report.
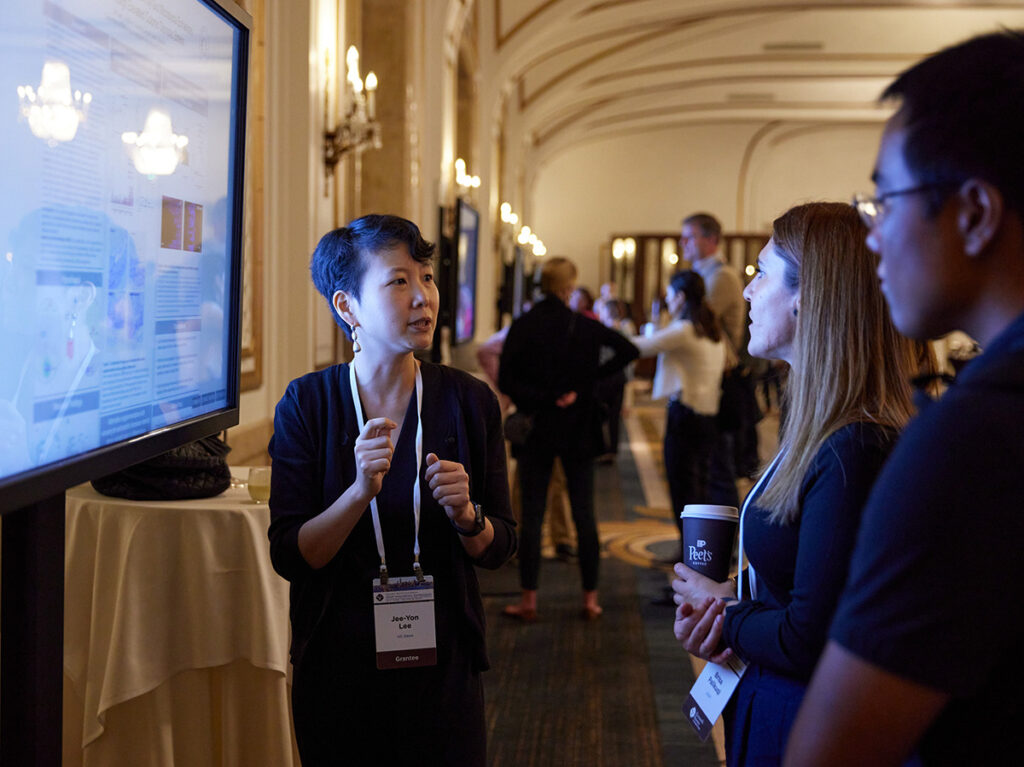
[323,45,381,179]
[122,108,188,177]
[455,158,480,189]
[513,223,546,256]
[499,202,519,226]
[17,61,92,146]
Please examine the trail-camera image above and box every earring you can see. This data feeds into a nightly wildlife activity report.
[351,327,361,353]
[792,308,798,317]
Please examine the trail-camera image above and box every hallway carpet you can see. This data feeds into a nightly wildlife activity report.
[478,437,721,766]
[480,556,662,766]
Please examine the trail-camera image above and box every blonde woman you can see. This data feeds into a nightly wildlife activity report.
[670,202,920,766]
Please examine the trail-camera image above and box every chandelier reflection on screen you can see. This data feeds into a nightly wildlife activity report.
[17,61,92,146]
[121,109,189,177]
[323,45,381,177]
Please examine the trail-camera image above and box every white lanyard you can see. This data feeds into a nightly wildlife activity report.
[737,450,784,603]
[348,360,425,584]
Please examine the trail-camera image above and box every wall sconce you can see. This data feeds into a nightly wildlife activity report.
[121,108,189,177]
[455,158,480,189]
[515,225,545,256]
[323,45,381,180]
[17,61,92,146]
[499,202,519,226]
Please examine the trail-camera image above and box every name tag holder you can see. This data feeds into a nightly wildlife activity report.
[372,575,437,669]
[351,362,438,669]
[684,655,748,741]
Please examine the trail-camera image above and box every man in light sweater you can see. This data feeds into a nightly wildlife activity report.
[681,212,754,507]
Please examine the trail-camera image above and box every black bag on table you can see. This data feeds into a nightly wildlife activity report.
[91,435,232,501]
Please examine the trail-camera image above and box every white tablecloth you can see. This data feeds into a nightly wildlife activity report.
[63,468,299,767]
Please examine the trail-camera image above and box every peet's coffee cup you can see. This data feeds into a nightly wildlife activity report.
[680,504,739,583]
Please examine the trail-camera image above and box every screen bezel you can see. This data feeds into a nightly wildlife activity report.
[0,0,251,514]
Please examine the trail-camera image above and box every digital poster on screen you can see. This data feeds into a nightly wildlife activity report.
[0,0,246,497]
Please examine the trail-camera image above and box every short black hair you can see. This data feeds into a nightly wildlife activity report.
[310,214,435,338]
[882,29,1024,217]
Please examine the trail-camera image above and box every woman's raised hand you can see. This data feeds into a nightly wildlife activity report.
[674,597,733,663]
[424,452,473,525]
[353,417,397,500]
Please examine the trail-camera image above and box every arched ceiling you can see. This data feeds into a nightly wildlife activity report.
[482,0,1024,200]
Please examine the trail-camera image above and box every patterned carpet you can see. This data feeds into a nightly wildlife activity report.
[478,394,723,767]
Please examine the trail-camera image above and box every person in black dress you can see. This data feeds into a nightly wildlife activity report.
[268,215,516,766]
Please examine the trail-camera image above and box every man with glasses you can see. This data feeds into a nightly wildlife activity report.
[785,30,1024,766]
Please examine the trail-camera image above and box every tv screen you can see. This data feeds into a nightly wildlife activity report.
[454,199,478,344]
[0,0,249,511]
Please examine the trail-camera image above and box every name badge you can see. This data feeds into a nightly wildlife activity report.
[684,655,748,741]
[372,575,437,669]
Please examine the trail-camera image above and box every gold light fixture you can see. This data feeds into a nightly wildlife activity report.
[500,202,519,226]
[323,45,381,179]
[455,158,480,189]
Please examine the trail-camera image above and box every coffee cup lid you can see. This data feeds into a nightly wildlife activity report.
[679,504,738,521]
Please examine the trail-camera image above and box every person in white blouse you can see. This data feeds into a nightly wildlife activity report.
[632,270,727,563]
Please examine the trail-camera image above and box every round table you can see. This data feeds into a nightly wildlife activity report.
[62,467,299,767]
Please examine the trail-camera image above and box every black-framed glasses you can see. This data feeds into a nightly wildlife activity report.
[851,182,958,229]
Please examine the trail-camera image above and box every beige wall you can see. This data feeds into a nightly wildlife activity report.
[237,0,318,438]
[529,121,885,294]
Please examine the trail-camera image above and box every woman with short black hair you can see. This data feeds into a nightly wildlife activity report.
[269,214,516,765]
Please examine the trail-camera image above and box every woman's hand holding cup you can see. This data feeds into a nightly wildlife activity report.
[671,562,736,605]
[674,597,733,663]
[353,417,396,501]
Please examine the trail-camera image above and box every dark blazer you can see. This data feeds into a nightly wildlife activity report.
[267,361,516,672]
[498,295,639,455]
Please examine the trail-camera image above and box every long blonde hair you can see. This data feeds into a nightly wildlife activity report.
[758,202,918,523]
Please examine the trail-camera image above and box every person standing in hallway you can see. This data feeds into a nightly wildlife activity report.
[267,215,516,766]
[786,30,1024,767]
[681,213,752,507]
[476,326,579,561]
[499,257,639,621]
[671,202,920,766]
[631,270,726,561]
